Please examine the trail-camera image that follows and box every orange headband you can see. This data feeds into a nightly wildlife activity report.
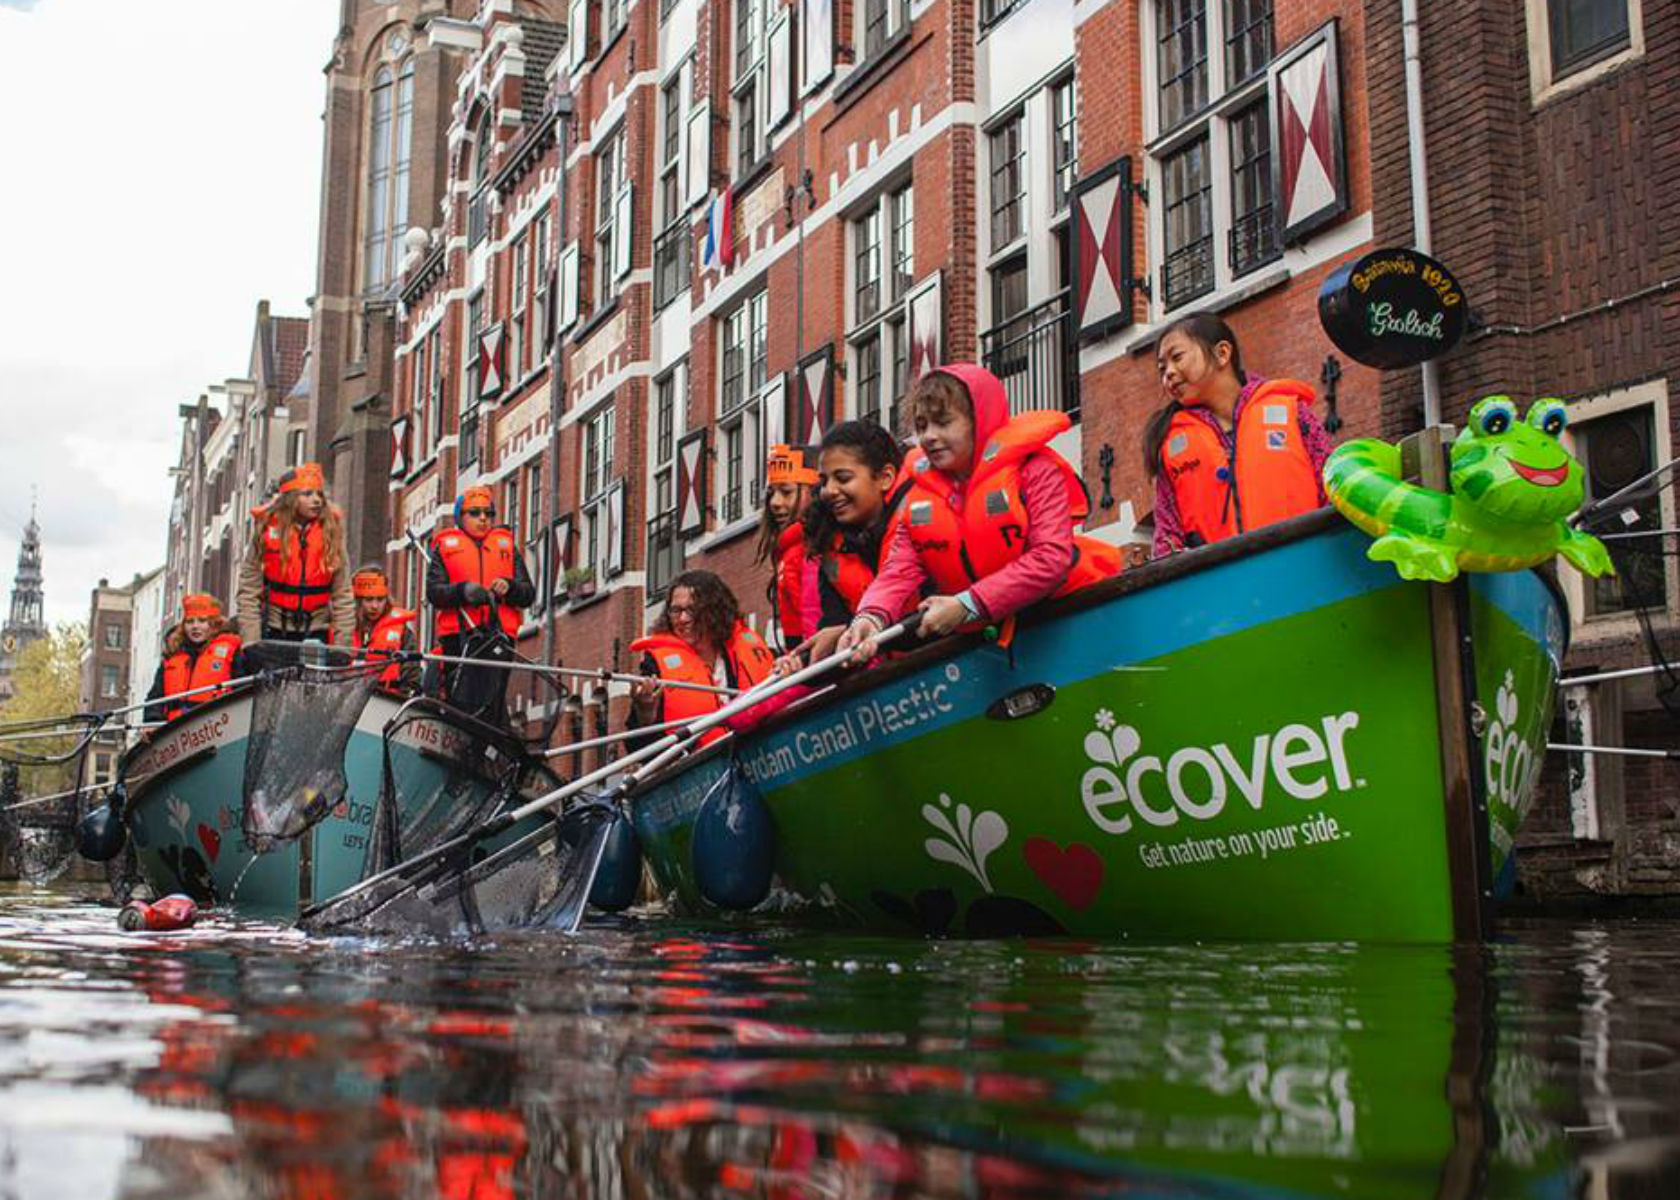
[351,570,389,599]
[280,462,325,494]
[459,486,495,511]
[182,593,221,621]
[766,444,819,487]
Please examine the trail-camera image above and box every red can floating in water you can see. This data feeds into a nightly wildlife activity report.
[118,895,199,932]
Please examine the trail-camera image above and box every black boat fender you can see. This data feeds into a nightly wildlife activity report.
[76,780,128,863]
[588,810,643,912]
[692,760,775,911]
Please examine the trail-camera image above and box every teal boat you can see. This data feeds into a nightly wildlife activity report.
[632,510,1565,942]
[121,682,554,918]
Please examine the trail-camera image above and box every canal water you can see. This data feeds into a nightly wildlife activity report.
[0,886,1676,1198]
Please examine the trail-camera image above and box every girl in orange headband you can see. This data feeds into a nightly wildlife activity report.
[755,444,820,652]
[236,463,354,645]
[143,594,244,722]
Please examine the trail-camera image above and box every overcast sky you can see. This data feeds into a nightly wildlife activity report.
[0,0,339,628]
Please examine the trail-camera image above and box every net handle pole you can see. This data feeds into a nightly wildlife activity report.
[311,614,921,914]
[418,652,738,696]
[1548,742,1680,760]
[1572,453,1680,528]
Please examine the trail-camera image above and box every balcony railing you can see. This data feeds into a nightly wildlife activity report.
[1161,236,1215,312]
[1228,206,1280,278]
[646,510,682,598]
[979,289,1080,417]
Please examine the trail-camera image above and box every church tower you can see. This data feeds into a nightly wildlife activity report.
[0,504,48,703]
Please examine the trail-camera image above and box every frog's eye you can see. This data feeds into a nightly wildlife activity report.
[1528,398,1568,439]
[1471,396,1518,437]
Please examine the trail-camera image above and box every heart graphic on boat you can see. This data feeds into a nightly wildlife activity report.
[196,823,221,864]
[1022,838,1104,911]
[1084,724,1141,767]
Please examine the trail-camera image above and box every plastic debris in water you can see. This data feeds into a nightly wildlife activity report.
[118,894,199,932]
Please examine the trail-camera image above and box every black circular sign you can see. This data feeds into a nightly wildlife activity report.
[1318,248,1468,369]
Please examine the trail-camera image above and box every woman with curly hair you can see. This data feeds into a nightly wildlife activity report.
[143,593,244,723]
[628,570,776,743]
[236,462,355,645]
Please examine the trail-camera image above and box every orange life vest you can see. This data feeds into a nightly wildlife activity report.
[260,518,334,613]
[774,524,807,647]
[820,479,914,615]
[352,608,416,687]
[432,527,522,638]
[1161,379,1323,546]
[902,409,1122,602]
[161,633,242,720]
[630,622,776,746]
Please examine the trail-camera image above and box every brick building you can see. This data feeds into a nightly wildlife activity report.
[303,0,489,571]
[79,578,135,785]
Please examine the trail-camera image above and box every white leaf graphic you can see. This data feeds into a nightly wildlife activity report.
[924,837,977,879]
[1110,725,1142,762]
[955,803,974,851]
[921,803,960,844]
[166,796,190,834]
[1084,731,1118,765]
[967,812,1009,892]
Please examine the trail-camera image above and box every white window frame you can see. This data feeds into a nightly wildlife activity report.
[647,361,687,597]
[1561,379,1676,635]
[846,181,914,428]
[732,0,770,179]
[594,124,630,308]
[363,57,415,295]
[531,213,551,365]
[580,403,618,586]
[510,228,530,382]
[101,664,120,699]
[855,0,910,65]
[525,462,544,544]
[1525,0,1643,105]
[603,0,628,46]
[504,472,521,542]
[425,323,444,460]
[1141,0,1280,318]
[718,291,769,525]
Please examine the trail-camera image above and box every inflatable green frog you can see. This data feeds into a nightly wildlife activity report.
[1324,395,1615,582]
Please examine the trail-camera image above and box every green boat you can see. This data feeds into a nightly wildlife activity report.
[121,681,554,918]
[632,509,1564,942]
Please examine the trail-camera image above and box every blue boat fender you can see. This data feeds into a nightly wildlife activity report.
[589,811,643,912]
[75,782,128,863]
[692,763,776,911]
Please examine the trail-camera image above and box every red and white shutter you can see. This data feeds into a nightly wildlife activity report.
[905,272,942,387]
[390,415,411,478]
[793,346,833,442]
[675,428,708,537]
[1270,21,1348,245]
[478,324,505,401]
[1070,157,1134,342]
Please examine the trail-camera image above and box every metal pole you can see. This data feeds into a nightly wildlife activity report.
[1401,0,1440,428]
[1558,663,1680,688]
[1549,742,1680,760]
[542,93,573,678]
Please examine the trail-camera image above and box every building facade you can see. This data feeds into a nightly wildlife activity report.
[127,567,167,726]
[79,578,135,785]
[0,508,48,705]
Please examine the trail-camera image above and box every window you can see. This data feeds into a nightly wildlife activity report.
[1147,0,1276,312]
[409,334,428,465]
[848,184,914,429]
[510,229,529,380]
[719,293,769,523]
[647,365,685,597]
[103,623,123,651]
[504,473,521,540]
[1157,0,1209,131]
[858,0,909,61]
[425,324,444,458]
[469,112,493,248]
[1227,100,1277,277]
[364,59,415,294]
[464,291,485,408]
[655,67,693,311]
[1052,76,1078,212]
[531,214,551,367]
[288,429,307,466]
[100,665,120,699]
[1574,403,1667,618]
[732,0,769,177]
[989,114,1025,249]
[580,404,618,586]
[595,126,627,307]
[604,0,627,45]
[1549,0,1631,75]
[526,462,544,543]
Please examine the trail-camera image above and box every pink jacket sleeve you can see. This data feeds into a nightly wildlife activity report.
[798,554,822,639]
[856,521,930,625]
[1152,470,1184,557]
[968,454,1074,621]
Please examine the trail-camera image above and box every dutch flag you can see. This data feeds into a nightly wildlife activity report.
[701,189,734,271]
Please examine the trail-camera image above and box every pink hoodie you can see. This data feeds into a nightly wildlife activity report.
[856,364,1075,626]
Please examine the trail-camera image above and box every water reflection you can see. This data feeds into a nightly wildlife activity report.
[2,887,1680,1197]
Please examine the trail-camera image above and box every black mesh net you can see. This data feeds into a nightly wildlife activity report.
[0,720,102,884]
[242,667,374,852]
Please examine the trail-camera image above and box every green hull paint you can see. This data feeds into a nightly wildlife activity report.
[635,523,1562,941]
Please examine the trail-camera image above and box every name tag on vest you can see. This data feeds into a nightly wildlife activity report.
[909,501,934,526]
[1167,433,1189,457]
[1263,404,1289,425]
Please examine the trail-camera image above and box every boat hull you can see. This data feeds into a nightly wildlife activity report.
[633,521,1564,941]
[123,690,534,917]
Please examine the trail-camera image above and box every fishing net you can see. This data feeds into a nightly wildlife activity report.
[345,802,617,938]
[242,663,374,852]
[445,626,514,727]
[0,718,102,884]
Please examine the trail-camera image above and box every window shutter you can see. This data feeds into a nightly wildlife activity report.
[800,0,832,96]
[767,10,793,128]
[478,324,506,401]
[793,344,834,443]
[567,0,587,72]
[390,415,411,478]
[685,102,711,210]
[1070,156,1135,342]
[551,515,574,601]
[558,243,580,329]
[527,535,547,617]
[613,182,633,283]
[675,427,708,536]
[605,480,626,577]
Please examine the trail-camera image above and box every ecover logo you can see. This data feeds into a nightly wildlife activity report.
[1081,709,1363,835]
